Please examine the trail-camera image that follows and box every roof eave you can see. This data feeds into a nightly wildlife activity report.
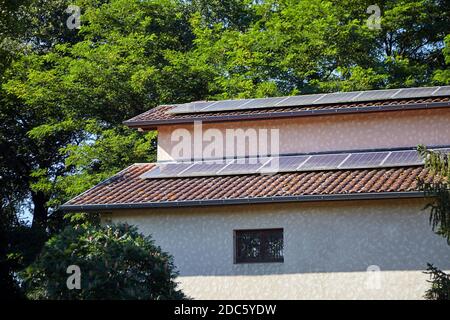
[60,191,426,212]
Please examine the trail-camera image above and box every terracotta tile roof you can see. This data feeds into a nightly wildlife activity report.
[124,97,450,128]
[61,164,434,211]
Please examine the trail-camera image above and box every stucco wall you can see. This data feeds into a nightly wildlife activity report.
[157,109,450,161]
[102,199,450,299]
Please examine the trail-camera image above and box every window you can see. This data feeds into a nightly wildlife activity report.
[234,228,284,263]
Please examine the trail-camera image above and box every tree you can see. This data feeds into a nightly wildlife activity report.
[186,0,450,98]
[434,35,450,84]
[418,146,450,299]
[1,0,196,297]
[1,0,195,234]
[22,223,186,299]
[424,263,450,300]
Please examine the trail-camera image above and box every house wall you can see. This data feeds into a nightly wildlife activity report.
[157,109,450,161]
[102,198,450,300]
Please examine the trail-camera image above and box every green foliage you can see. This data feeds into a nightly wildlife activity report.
[0,211,25,299]
[188,0,450,97]
[0,204,48,299]
[424,263,450,300]
[51,123,157,209]
[434,35,450,84]
[418,146,450,300]
[22,223,186,300]
[418,146,450,242]
[1,0,191,233]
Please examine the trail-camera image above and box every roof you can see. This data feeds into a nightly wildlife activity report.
[124,96,450,129]
[61,164,434,211]
[63,86,449,211]
[167,86,450,114]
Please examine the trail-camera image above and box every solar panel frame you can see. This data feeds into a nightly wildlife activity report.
[432,147,450,154]
[140,162,194,179]
[298,153,349,171]
[217,157,270,175]
[433,86,450,97]
[274,94,327,108]
[381,150,423,167]
[258,155,310,174]
[394,87,441,99]
[339,152,389,169]
[166,101,218,114]
[351,89,401,102]
[312,92,363,104]
[200,99,253,112]
[177,160,231,177]
[237,97,290,110]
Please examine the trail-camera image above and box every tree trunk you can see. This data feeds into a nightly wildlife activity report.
[31,191,48,231]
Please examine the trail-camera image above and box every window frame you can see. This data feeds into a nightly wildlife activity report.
[233,228,284,264]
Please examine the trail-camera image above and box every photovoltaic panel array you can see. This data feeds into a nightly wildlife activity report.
[140,147,449,179]
[168,86,450,115]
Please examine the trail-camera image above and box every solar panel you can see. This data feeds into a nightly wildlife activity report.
[313,92,362,104]
[433,86,450,97]
[238,97,288,110]
[218,157,270,175]
[394,87,440,99]
[339,152,389,169]
[382,150,422,167]
[299,153,348,170]
[275,94,327,108]
[140,162,194,179]
[178,160,230,177]
[140,147,445,179]
[201,99,252,112]
[352,89,401,102]
[426,148,450,159]
[259,155,310,173]
[167,101,217,114]
[433,148,450,154]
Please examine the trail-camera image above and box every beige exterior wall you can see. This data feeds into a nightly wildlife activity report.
[102,198,450,300]
[157,109,450,161]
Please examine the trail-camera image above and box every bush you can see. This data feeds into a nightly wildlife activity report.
[22,223,186,300]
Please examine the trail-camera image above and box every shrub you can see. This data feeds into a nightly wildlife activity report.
[22,223,186,300]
